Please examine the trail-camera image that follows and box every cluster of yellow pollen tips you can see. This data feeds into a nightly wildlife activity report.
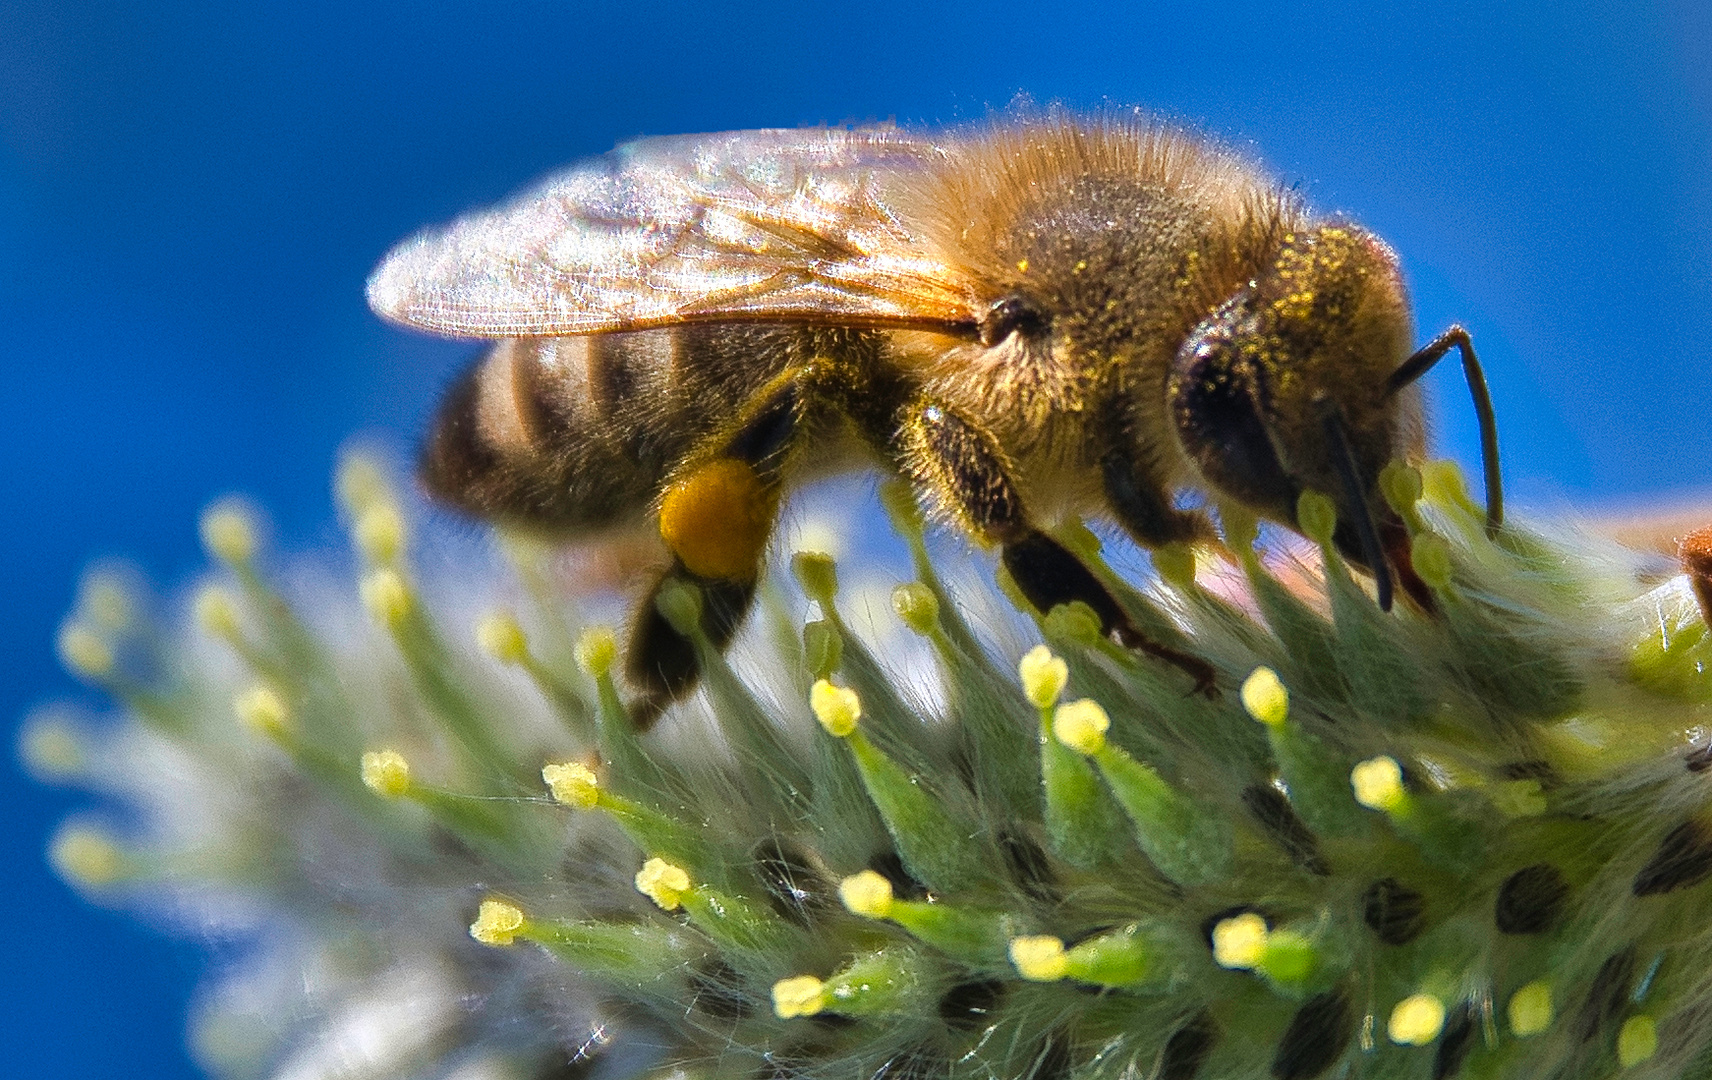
[233,684,290,739]
[1052,699,1110,755]
[50,824,124,887]
[891,583,940,636]
[810,680,862,738]
[634,857,692,911]
[838,870,894,919]
[19,713,86,780]
[1018,645,1068,711]
[198,501,258,567]
[1507,980,1554,1037]
[468,898,526,947]
[574,626,617,680]
[56,624,114,680]
[1240,666,1289,728]
[1351,756,1409,814]
[1618,1015,1659,1067]
[1152,543,1197,590]
[1211,912,1268,969]
[192,584,241,640]
[771,975,827,1019]
[353,499,406,566]
[1387,993,1447,1046]
[1296,490,1339,548]
[359,568,412,629]
[658,458,775,582]
[1210,914,1315,986]
[475,611,529,665]
[541,761,600,809]
[1009,935,1069,982]
[360,749,411,798]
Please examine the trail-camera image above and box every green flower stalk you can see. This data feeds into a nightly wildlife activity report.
[26,453,1712,1080]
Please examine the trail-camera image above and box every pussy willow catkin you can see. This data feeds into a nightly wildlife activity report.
[25,454,1712,1080]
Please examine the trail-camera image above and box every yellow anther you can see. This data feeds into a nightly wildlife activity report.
[1211,912,1269,969]
[1508,980,1554,1037]
[200,501,259,565]
[658,458,775,582]
[1052,699,1110,755]
[1296,491,1338,546]
[635,857,692,911]
[57,624,113,679]
[80,575,135,631]
[1018,645,1069,710]
[234,684,290,738]
[542,761,600,808]
[354,501,406,565]
[1618,1015,1658,1067]
[1388,993,1446,1045]
[771,975,827,1019]
[1240,667,1289,728]
[50,825,123,887]
[469,898,525,946]
[1153,543,1197,589]
[1411,533,1453,590]
[19,712,84,780]
[1351,756,1406,812]
[1009,935,1069,982]
[335,452,389,516]
[193,585,241,639]
[360,749,411,798]
[574,626,617,679]
[360,568,412,628]
[790,551,839,604]
[891,583,940,635]
[810,680,861,737]
[475,611,528,665]
[837,870,894,919]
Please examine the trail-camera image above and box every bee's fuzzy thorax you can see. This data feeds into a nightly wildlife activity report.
[29,454,1712,1080]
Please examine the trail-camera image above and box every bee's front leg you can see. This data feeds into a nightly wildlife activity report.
[626,370,805,727]
[898,399,1217,696]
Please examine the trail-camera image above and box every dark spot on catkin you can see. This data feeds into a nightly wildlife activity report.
[1577,947,1637,1042]
[937,979,1007,1032]
[867,850,929,901]
[1495,863,1569,934]
[1242,784,1331,875]
[1362,878,1426,945]
[1271,988,1352,1080]
[1159,1011,1218,1080]
[1685,743,1712,773]
[999,828,1061,905]
[1634,820,1712,896]
[1433,1002,1476,1080]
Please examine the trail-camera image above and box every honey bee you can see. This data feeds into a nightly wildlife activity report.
[367,112,1501,720]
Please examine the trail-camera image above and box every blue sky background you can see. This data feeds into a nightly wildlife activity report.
[3,1,1710,1076]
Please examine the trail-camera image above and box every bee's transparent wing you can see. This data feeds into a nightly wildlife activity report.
[366,128,982,338]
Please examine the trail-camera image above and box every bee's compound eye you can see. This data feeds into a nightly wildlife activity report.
[978,294,1048,347]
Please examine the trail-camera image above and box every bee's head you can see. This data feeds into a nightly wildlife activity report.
[1168,225,1421,593]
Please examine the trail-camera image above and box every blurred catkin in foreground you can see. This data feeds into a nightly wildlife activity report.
[25,454,1712,1080]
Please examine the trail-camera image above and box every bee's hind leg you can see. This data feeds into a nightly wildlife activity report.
[625,371,803,726]
[898,400,1218,696]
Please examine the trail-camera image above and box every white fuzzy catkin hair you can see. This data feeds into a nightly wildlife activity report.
[26,452,1712,1080]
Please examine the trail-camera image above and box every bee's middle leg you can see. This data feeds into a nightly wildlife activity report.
[899,401,1217,695]
[625,372,802,724]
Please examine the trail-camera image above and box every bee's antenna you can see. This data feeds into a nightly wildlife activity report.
[1384,326,1503,536]
[1318,400,1394,612]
